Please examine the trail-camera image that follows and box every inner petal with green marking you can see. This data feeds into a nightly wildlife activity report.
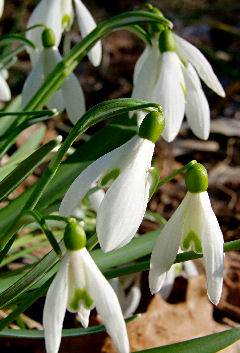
[182,230,202,253]
[100,168,120,187]
[69,288,94,311]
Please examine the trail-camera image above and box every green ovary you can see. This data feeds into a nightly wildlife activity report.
[100,168,120,187]
[182,230,202,253]
[69,289,94,311]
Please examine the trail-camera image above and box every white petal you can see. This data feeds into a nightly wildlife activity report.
[97,139,154,252]
[0,72,10,101]
[61,72,85,124]
[133,46,149,85]
[74,0,102,67]
[184,260,198,277]
[199,192,224,305]
[151,51,185,142]
[132,43,160,101]
[43,255,69,353]
[60,0,74,30]
[81,248,130,353]
[47,89,65,113]
[149,193,189,294]
[77,306,90,328]
[59,146,120,217]
[26,0,63,65]
[88,187,105,213]
[160,264,177,300]
[183,64,210,140]
[0,0,4,18]
[175,34,225,97]
[21,52,44,108]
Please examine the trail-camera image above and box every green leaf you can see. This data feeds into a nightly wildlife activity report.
[0,95,22,137]
[135,327,240,353]
[0,137,60,202]
[0,34,36,49]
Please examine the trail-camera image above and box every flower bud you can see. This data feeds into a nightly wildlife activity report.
[138,111,165,143]
[185,163,208,193]
[159,29,176,53]
[41,28,55,48]
[64,218,86,251]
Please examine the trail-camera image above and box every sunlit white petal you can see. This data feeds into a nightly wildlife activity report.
[175,34,225,97]
[0,72,11,101]
[149,193,189,293]
[151,51,185,142]
[183,63,210,140]
[43,255,69,353]
[97,139,154,252]
[200,192,224,305]
[0,0,4,18]
[74,0,102,67]
[81,248,129,353]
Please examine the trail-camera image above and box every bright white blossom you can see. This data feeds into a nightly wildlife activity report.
[0,68,11,102]
[43,247,129,353]
[132,32,225,142]
[149,191,224,305]
[26,0,102,66]
[22,46,85,124]
[0,0,4,18]
[59,135,156,252]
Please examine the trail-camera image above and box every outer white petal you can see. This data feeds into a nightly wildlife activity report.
[43,255,69,353]
[61,72,85,124]
[199,192,224,305]
[0,73,11,101]
[151,51,185,142]
[0,0,4,19]
[74,0,102,67]
[59,145,121,217]
[133,46,149,85]
[81,248,130,353]
[184,260,198,277]
[21,52,44,108]
[88,187,105,213]
[149,193,190,294]
[26,0,63,65]
[175,34,225,97]
[183,63,210,140]
[97,139,154,252]
[132,43,160,101]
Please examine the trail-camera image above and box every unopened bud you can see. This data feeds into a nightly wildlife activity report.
[185,163,208,193]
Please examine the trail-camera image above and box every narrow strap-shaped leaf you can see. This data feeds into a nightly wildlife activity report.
[134,327,240,352]
[0,34,36,49]
[0,138,60,202]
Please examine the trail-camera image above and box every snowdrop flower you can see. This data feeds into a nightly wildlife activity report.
[60,111,165,252]
[0,0,4,18]
[149,163,224,305]
[43,219,129,353]
[0,68,11,102]
[22,28,85,124]
[26,0,101,66]
[132,25,225,142]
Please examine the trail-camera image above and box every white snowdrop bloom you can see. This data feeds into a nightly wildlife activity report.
[22,43,85,124]
[60,112,165,252]
[132,28,225,142]
[26,0,101,66]
[0,68,11,101]
[0,0,4,18]
[43,220,129,353]
[149,163,224,305]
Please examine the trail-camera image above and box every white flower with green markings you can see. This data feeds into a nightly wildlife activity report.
[43,219,129,353]
[60,111,165,252]
[22,28,85,124]
[149,163,224,305]
[132,18,225,142]
[26,0,101,66]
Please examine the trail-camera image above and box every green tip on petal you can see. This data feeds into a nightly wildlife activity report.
[185,163,208,193]
[64,218,86,251]
[41,28,55,48]
[159,29,176,53]
[62,14,71,30]
[138,111,165,143]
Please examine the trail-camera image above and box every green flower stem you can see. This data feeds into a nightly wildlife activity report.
[0,100,161,248]
[0,10,171,158]
[156,160,197,190]
[105,239,240,279]
[87,233,98,251]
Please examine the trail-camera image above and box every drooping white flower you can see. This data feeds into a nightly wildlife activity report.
[60,112,164,252]
[43,220,129,353]
[22,45,85,124]
[149,163,224,305]
[0,0,4,18]
[0,68,11,101]
[26,0,102,66]
[132,28,225,142]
